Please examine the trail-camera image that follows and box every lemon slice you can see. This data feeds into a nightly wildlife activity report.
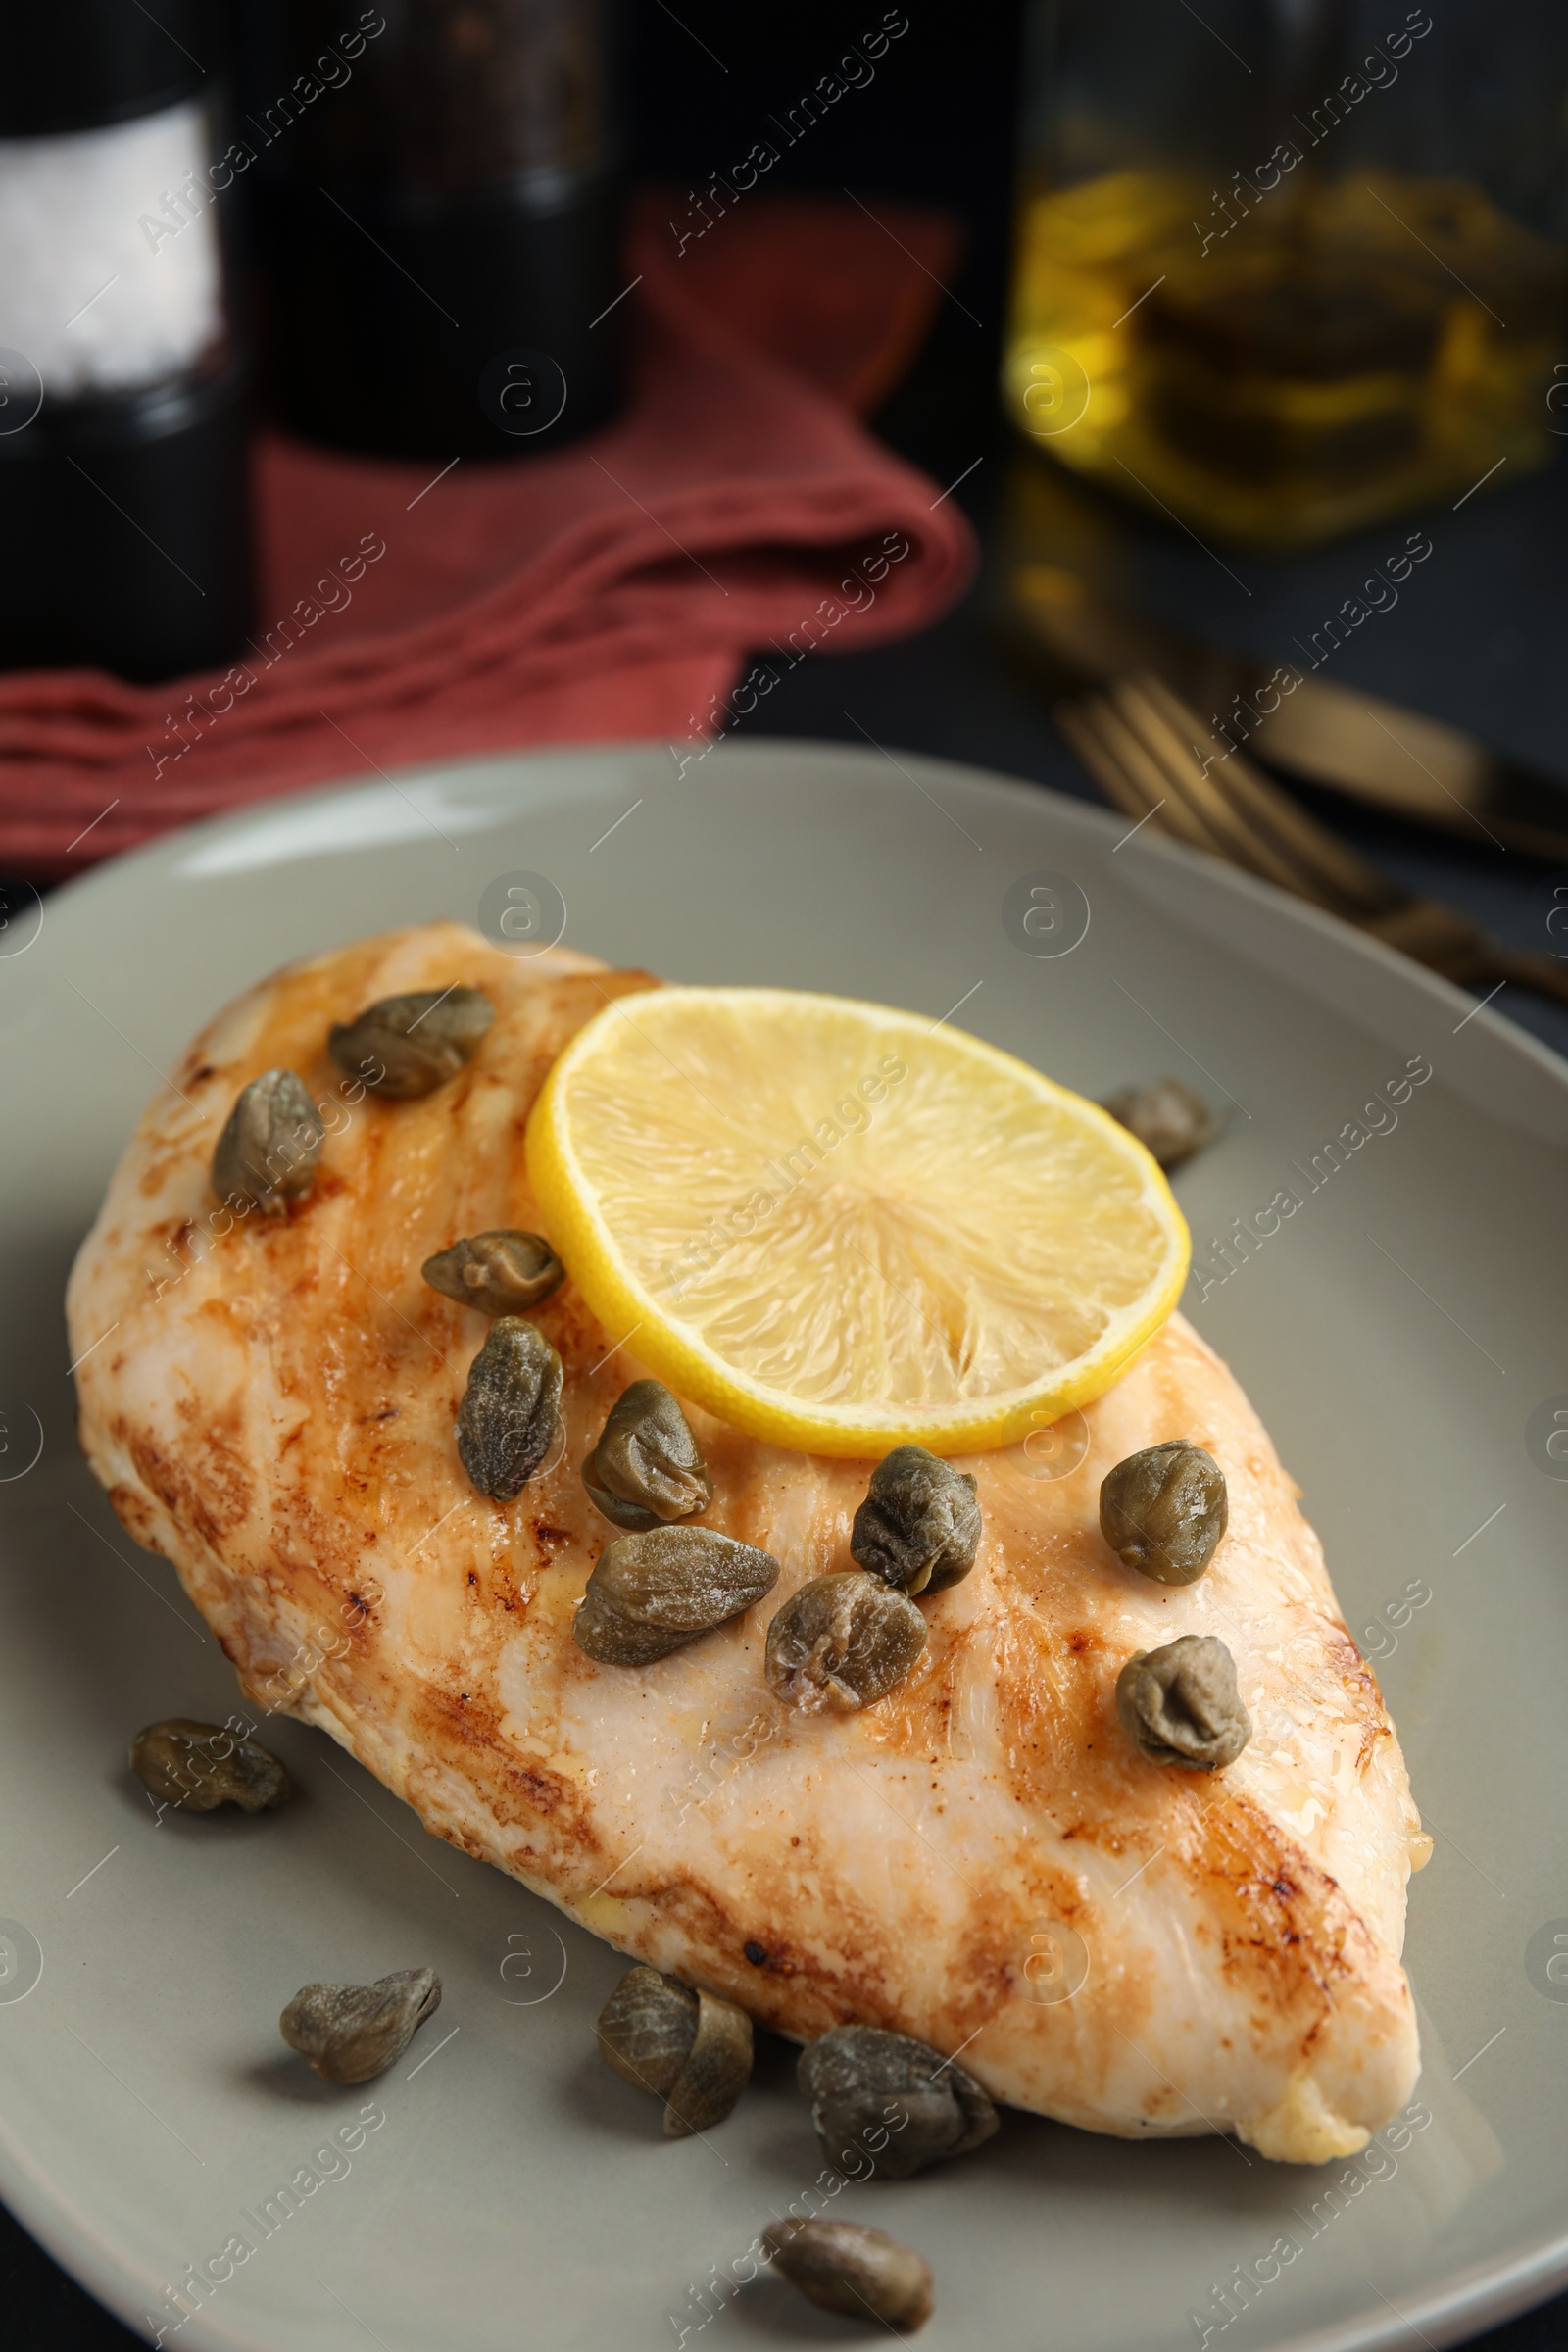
[526,987,1189,1456]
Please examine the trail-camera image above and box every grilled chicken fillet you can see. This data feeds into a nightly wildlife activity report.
[68,923,1426,2164]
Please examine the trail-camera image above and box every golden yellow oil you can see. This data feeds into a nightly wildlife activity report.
[1004,169,1563,548]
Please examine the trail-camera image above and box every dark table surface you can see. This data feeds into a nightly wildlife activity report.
[10,355,1568,2352]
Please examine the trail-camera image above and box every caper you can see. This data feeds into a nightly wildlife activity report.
[763,2218,934,2332]
[581,1380,712,1531]
[210,1069,323,1213]
[423,1229,564,1316]
[573,1526,779,1666]
[1101,1077,1217,1170]
[1100,1440,1227,1585]
[665,1989,754,2135]
[279,1966,441,2084]
[597,1966,696,2095]
[129,1718,289,1813]
[798,2024,998,2180]
[328,987,493,1100]
[596,1964,753,2136]
[765,1572,926,1714]
[456,1316,563,1498]
[1116,1634,1250,1770]
[850,1446,980,1596]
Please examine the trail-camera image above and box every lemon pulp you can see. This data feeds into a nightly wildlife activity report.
[527,986,1189,1455]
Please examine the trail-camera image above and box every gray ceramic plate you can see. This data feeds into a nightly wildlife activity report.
[2,741,1565,2352]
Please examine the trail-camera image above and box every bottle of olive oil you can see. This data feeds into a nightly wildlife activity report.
[1004,7,1568,548]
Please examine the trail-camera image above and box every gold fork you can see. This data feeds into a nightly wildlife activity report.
[1056,673,1568,1008]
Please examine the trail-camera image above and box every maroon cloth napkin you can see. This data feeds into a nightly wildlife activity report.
[0,189,977,876]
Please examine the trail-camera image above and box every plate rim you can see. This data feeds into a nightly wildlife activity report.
[32,730,1564,1098]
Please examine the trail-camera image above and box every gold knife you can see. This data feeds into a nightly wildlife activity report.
[1012,563,1568,862]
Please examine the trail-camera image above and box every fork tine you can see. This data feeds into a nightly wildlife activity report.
[1054,701,1154,829]
[1107,678,1324,904]
[1058,696,1226,860]
[1060,676,1407,926]
[1133,675,1397,915]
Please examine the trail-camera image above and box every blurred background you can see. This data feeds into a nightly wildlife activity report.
[3,2,1568,2339]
